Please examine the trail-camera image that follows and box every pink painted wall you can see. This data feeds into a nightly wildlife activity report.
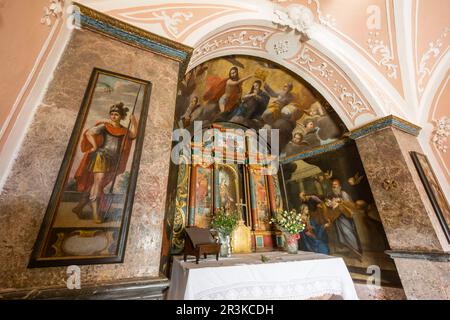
[276,0,404,96]
[416,0,450,61]
[414,0,450,96]
[0,0,55,145]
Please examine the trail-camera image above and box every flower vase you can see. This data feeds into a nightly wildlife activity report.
[218,232,231,257]
[283,233,299,254]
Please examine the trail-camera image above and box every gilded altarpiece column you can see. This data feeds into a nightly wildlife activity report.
[170,156,190,255]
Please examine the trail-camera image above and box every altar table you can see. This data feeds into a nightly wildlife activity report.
[167,251,358,300]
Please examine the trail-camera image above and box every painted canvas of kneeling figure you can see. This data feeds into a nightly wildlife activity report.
[282,142,401,286]
[28,68,151,267]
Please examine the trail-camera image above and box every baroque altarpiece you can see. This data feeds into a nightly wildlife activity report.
[171,123,284,254]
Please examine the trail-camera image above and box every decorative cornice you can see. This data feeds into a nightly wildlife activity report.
[106,3,254,42]
[190,25,274,67]
[0,276,169,300]
[74,2,193,77]
[281,138,351,164]
[346,115,422,140]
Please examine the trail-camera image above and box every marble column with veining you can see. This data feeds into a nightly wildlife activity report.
[354,125,450,300]
[0,29,180,293]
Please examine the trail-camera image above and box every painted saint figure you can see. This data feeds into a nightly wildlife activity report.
[180,96,201,127]
[195,167,211,228]
[322,179,363,257]
[219,172,236,211]
[299,204,330,254]
[230,80,270,121]
[73,102,138,223]
[299,178,363,258]
[261,82,295,125]
[284,132,312,157]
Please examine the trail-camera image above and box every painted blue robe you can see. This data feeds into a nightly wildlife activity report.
[300,219,330,255]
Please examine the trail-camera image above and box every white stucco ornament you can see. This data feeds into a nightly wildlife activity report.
[41,0,64,26]
[432,116,450,153]
[266,31,301,59]
[273,4,316,36]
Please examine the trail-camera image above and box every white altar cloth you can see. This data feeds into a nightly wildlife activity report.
[167,251,358,300]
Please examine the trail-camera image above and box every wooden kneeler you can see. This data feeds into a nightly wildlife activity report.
[183,227,221,264]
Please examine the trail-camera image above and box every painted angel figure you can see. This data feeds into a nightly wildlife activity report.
[261,82,295,125]
[72,102,138,224]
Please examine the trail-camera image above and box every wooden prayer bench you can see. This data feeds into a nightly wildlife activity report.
[183,227,221,264]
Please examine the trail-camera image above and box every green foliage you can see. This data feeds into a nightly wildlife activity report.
[270,209,306,234]
[210,208,239,236]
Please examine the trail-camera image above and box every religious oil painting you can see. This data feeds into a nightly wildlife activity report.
[282,143,401,286]
[193,166,213,228]
[411,151,450,243]
[175,55,347,159]
[29,68,151,267]
[176,56,347,157]
[250,168,271,231]
[218,164,240,212]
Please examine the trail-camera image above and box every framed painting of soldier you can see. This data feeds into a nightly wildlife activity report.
[410,151,450,243]
[28,68,152,267]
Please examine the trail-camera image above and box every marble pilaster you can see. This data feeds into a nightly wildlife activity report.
[352,116,450,299]
[0,28,182,294]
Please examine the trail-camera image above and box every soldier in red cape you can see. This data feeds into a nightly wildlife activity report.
[72,102,138,223]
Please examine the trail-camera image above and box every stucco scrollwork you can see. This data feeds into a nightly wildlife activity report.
[151,11,194,37]
[333,81,370,118]
[432,116,450,153]
[418,27,449,94]
[367,32,398,79]
[273,4,316,37]
[293,46,333,80]
[307,0,336,28]
[291,46,371,122]
[41,0,64,26]
[191,27,274,65]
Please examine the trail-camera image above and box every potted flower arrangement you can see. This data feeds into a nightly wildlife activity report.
[270,209,306,254]
[210,208,239,257]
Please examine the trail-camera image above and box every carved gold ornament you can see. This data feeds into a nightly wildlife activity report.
[382,178,398,191]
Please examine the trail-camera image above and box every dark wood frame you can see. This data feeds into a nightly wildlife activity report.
[28,68,152,267]
[410,151,450,243]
